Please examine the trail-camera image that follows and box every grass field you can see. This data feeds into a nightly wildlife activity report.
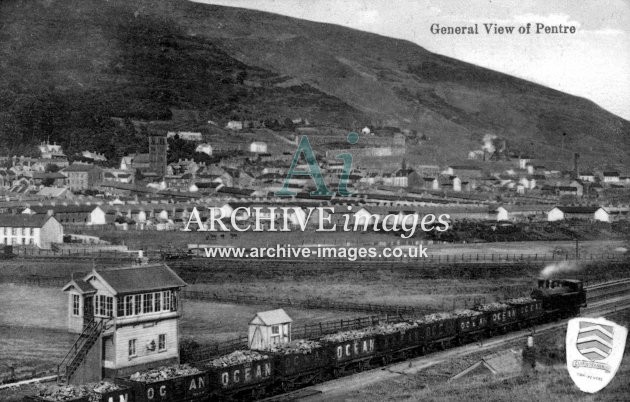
[76,224,630,257]
[186,277,527,311]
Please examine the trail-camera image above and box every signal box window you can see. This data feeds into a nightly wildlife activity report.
[158,334,166,351]
[128,339,136,357]
[72,295,80,316]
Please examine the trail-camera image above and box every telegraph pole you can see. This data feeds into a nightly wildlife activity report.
[575,237,579,259]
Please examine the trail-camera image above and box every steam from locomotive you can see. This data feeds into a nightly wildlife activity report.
[540,261,581,278]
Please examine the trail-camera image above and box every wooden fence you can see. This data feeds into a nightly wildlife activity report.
[187,251,626,264]
[6,247,140,260]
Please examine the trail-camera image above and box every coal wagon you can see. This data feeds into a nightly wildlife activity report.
[115,365,209,402]
[320,331,376,376]
[201,350,273,400]
[266,340,328,391]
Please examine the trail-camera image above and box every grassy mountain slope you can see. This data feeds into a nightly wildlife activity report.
[0,0,366,160]
[1,0,628,169]
[174,0,629,168]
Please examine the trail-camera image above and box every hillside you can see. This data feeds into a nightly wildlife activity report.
[0,0,366,160]
[1,0,629,169]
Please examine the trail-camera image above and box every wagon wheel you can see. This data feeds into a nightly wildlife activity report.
[251,388,265,400]
[311,372,323,385]
[282,380,293,392]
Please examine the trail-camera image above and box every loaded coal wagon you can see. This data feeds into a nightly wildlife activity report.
[414,313,458,351]
[452,309,488,343]
[371,322,422,364]
[23,382,132,402]
[265,340,328,391]
[320,330,376,376]
[114,365,209,402]
[505,297,544,327]
[201,350,274,400]
[474,302,520,334]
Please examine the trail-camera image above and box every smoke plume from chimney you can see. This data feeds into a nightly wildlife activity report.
[482,134,497,154]
[539,260,582,278]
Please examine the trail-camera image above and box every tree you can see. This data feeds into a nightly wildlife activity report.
[236,70,247,85]
[45,163,61,173]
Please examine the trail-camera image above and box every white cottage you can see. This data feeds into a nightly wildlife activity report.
[249,141,268,154]
[547,206,609,222]
[0,214,63,249]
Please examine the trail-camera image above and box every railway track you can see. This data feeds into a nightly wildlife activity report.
[586,277,630,303]
[586,277,630,291]
[262,279,630,402]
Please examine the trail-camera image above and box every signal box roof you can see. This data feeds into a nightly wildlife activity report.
[85,264,186,295]
[62,278,96,294]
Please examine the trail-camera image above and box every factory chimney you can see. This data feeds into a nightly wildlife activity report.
[573,153,580,179]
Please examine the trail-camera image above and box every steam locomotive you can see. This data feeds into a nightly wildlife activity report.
[25,278,586,402]
[532,278,587,318]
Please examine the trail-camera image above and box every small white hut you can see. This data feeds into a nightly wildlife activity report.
[248,309,292,350]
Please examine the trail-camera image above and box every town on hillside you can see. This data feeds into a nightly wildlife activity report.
[0,123,629,251]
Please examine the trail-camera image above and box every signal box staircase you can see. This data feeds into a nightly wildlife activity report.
[57,319,106,385]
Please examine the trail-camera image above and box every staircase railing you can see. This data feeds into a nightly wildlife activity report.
[57,318,106,384]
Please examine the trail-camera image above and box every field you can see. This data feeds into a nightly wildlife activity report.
[0,284,75,381]
[75,224,630,256]
[0,283,362,380]
[186,278,527,312]
[177,256,630,310]
[339,309,630,401]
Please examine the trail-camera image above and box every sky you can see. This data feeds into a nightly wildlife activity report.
[192,0,630,120]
